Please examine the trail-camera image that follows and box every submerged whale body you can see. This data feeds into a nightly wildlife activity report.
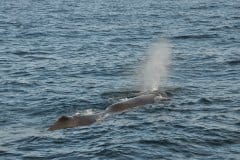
[48,93,167,131]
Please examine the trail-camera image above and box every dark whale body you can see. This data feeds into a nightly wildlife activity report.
[105,94,156,113]
[48,94,166,131]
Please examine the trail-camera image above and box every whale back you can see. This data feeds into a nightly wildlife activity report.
[105,94,156,113]
[48,93,164,131]
[58,115,70,122]
[48,115,73,131]
[48,114,99,131]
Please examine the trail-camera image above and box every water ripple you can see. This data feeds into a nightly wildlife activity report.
[1,0,239,159]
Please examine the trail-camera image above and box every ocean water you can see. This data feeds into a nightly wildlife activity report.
[0,0,240,159]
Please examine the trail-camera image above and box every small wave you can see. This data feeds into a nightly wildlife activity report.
[0,149,7,155]
[10,71,32,77]
[180,101,195,105]
[24,55,56,61]
[10,50,30,56]
[159,86,183,96]
[190,5,217,10]
[6,136,42,144]
[0,88,27,93]
[173,34,218,40]
[10,50,51,56]
[203,138,240,146]
[209,25,232,31]
[5,134,68,147]
[2,80,40,88]
[0,151,21,158]
[226,60,240,66]
[232,16,240,20]
[234,122,240,126]
[20,32,48,38]
[198,97,212,105]
[138,139,180,147]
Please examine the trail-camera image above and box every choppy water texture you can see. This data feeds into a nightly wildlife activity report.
[1,0,240,159]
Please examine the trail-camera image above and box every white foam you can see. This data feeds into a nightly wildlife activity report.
[154,95,169,103]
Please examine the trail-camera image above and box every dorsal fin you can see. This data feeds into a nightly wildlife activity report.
[58,115,70,122]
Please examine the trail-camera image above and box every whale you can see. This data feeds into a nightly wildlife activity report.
[48,93,168,131]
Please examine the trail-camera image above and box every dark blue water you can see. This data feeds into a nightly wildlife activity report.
[1,0,240,159]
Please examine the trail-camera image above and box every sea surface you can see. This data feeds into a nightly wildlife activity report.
[0,0,240,159]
